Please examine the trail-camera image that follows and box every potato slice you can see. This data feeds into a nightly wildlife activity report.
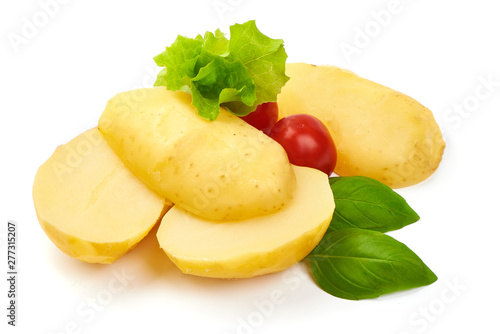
[98,88,296,220]
[277,63,446,188]
[33,128,170,264]
[156,165,334,279]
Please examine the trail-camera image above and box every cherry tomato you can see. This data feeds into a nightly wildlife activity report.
[269,114,337,175]
[240,102,279,135]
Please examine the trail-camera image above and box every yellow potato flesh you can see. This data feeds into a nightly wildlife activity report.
[33,128,170,264]
[156,165,334,279]
[277,63,446,188]
[98,88,296,220]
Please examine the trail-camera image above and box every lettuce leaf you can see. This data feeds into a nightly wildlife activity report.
[153,20,289,120]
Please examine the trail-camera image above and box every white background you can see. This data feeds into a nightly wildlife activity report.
[1,0,499,333]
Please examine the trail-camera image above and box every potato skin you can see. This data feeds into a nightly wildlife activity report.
[277,63,445,188]
[98,88,296,220]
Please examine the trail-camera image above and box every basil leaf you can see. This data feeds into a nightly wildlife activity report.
[329,176,420,232]
[307,229,437,300]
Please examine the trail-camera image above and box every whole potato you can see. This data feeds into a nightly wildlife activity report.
[277,63,445,188]
[99,88,296,220]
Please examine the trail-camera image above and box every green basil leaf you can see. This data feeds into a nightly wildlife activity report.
[329,176,420,232]
[307,228,437,300]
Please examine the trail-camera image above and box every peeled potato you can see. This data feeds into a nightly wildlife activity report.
[156,165,335,279]
[277,63,445,188]
[98,88,296,220]
[33,128,170,263]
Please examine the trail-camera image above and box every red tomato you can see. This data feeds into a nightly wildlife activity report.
[240,102,279,135]
[269,114,337,175]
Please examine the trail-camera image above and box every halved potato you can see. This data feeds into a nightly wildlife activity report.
[33,128,170,263]
[156,165,334,279]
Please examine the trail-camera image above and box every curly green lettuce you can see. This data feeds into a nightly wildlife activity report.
[153,20,289,121]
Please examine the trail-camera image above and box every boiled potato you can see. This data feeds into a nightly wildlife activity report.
[277,63,445,188]
[157,165,334,279]
[33,128,170,263]
[98,88,296,220]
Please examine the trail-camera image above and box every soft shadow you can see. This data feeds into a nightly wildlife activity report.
[117,223,178,278]
[118,223,290,295]
[42,222,291,297]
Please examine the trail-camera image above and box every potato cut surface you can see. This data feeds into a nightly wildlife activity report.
[33,128,170,263]
[157,165,335,279]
